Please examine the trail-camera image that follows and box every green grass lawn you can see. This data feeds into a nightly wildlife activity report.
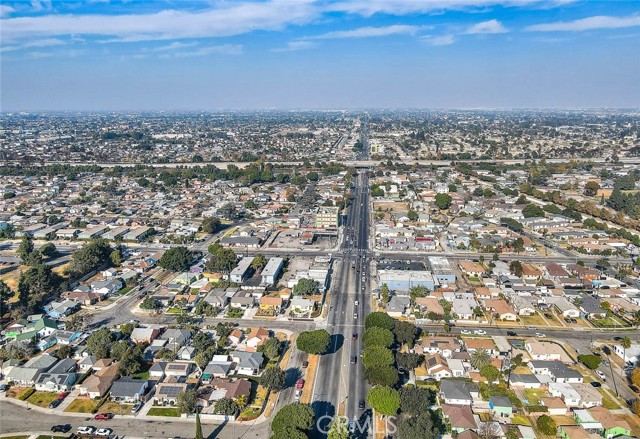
[27,391,59,408]
[119,286,133,295]
[523,388,546,405]
[147,407,181,417]
[591,316,630,328]
[36,435,68,439]
[598,389,622,410]
[512,415,531,426]
[226,308,245,318]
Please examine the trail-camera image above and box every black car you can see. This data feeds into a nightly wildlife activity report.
[51,424,72,433]
[544,313,553,319]
[630,385,640,393]
[48,399,62,409]
[590,381,602,388]
[352,333,358,340]
[506,331,517,336]
[350,355,357,364]
[358,400,365,410]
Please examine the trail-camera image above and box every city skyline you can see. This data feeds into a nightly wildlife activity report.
[1,0,640,111]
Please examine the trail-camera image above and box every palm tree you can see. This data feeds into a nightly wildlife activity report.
[622,337,632,363]
[236,394,247,411]
[470,348,491,369]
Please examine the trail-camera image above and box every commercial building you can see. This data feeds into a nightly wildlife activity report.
[261,257,283,286]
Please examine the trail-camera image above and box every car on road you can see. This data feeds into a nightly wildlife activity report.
[353,313,358,319]
[602,359,610,366]
[51,424,71,433]
[349,420,356,433]
[351,355,357,364]
[77,426,96,435]
[132,401,143,413]
[460,330,471,335]
[535,333,546,338]
[0,384,9,392]
[296,379,305,390]
[94,413,114,420]
[613,336,623,341]
[294,389,302,401]
[302,360,309,368]
[630,385,640,393]
[358,400,365,410]
[473,330,486,335]
[506,331,517,336]
[590,381,602,388]
[352,333,358,340]
[48,399,62,409]
[96,428,113,436]
[354,300,359,306]
[596,370,606,381]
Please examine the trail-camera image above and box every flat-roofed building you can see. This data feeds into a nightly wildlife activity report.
[261,257,283,286]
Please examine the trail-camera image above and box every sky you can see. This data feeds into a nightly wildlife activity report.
[1,0,639,111]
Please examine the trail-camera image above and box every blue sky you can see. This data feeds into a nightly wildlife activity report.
[1,0,639,111]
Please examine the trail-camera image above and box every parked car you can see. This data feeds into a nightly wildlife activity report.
[351,355,357,364]
[51,424,71,433]
[296,379,305,390]
[77,426,96,435]
[57,391,69,400]
[294,389,302,401]
[353,313,358,319]
[535,333,546,338]
[473,330,486,335]
[96,428,113,436]
[506,331,517,336]
[564,317,572,323]
[94,413,114,420]
[302,360,309,369]
[354,300,359,306]
[596,370,607,381]
[352,333,358,340]
[629,385,640,393]
[132,401,143,413]
[0,384,9,392]
[590,381,602,388]
[570,318,577,323]
[358,400,365,410]
[48,399,62,409]
[460,330,471,335]
[544,313,553,319]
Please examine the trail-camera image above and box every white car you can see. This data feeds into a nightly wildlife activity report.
[77,427,96,435]
[96,428,113,436]
[460,330,471,335]
[535,332,546,338]
[473,330,486,335]
[596,370,607,381]
[354,300,359,306]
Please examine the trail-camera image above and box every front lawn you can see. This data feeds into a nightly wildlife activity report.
[511,415,531,426]
[6,387,33,400]
[147,407,181,417]
[64,396,101,413]
[118,286,133,295]
[591,316,630,328]
[98,401,133,415]
[27,391,59,408]
[598,389,622,409]
[226,308,245,318]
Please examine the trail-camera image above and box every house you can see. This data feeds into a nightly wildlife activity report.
[529,361,583,383]
[291,297,315,314]
[509,373,541,389]
[573,409,604,434]
[246,327,270,352]
[613,341,640,363]
[452,297,477,320]
[7,354,58,386]
[202,356,234,381]
[228,329,244,346]
[55,330,81,345]
[109,377,150,403]
[414,297,444,316]
[509,295,536,316]
[549,382,582,407]
[459,261,484,278]
[578,294,606,319]
[464,338,498,356]
[154,382,189,405]
[91,279,123,296]
[441,404,476,433]
[588,406,631,439]
[558,425,592,439]
[525,339,571,362]
[261,257,283,286]
[424,354,452,380]
[387,295,411,317]
[35,359,77,392]
[31,317,58,338]
[258,296,283,314]
[416,337,462,358]
[159,329,191,351]
[439,379,478,405]
[230,351,264,376]
[541,397,568,416]
[489,396,513,418]
[79,362,120,398]
[164,362,193,378]
[546,297,581,318]
[230,257,254,283]
[44,299,79,318]
[197,378,252,406]
[484,299,517,321]
[571,383,603,408]
[130,327,160,344]
[177,346,196,360]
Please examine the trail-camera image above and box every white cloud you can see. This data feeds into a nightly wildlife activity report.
[0,37,66,52]
[159,44,243,58]
[1,0,320,43]
[421,34,456,46]
[526,14,640,32]
[310,24,425,39]
[153,41,198,52]
[465,19,507,34]
[327,0,554,17]
[0,5,15,17]
[271,40,316,52]
[30,0,52,12]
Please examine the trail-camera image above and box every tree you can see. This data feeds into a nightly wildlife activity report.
[367,386,400,416]
[407,210,418,221]
[584,181,600,196]
[0,280,13,318]
[380,283,390,303]
[515,195,528,205]
[522,203,545,218]
[327,419,350,439]
[259,337,282,360]
[296,330,330,354]
[118,346,143,376]
[110,340,130,361]
[393,321,417,348]
[398,412,436,439]
[271,403,314,437]
[363,346,394,369]
[202,217,222,234]
[218,203,238,220]
[214,397,238,415]
[39,242,58,258]
[434,193,452,210]
[251,254,266,270]
[479,364,500,382]
[110,248,123,266]
[364,365,398,386]
[86,328,115,358]
[57,345,72,359]
[630,368,640,386]
[177,389,197,414]
[506,427,520,439]
[396,352,424,371]
[577,354,602,370]
[365,312,395,330]
[260,367,286,393]
[119,322,137,338]
[622,336,632,363]
[195,411,203,439]
[17,234,36,265]
[470,349,491,369]
[140,296,161,310]
[69,239,113,278]
[536,415,557,435]
[159,246,193,271]
[363,327,394,349]
[632,399,640,416]
[293,278,319,296]
[509,260,523,277]
[399,386,432,415]
[18,264,62,313]
[206,247,238,274]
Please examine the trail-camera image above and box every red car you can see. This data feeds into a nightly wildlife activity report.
[94,413,114,421]
[296,379,305,390]
[57,391,69,400]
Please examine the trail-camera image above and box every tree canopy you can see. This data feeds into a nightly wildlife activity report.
[206,247,238,274]
[296,330,330,355]
[577,354,602,370]
[293,278,319,296]
[159,246,193,271]
[399,386,434,415]
[364,312,395,331]
[364,365,398,387]
[367,386,400,416]
[434,193,452,210]
[69,239,113,278]
[271,403,314,438]
[260,367,286,393]
[363,345,394,369]
[362,327,394,349]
